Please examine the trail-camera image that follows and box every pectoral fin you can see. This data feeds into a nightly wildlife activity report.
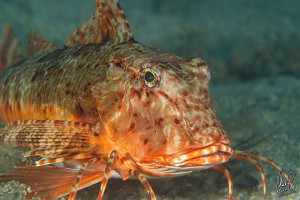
[0,120,101,165]
[0,165,104,200]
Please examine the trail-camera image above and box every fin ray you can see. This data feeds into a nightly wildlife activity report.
[65,0,133,46]
[27,33,56,56]
[0,24,20,71]
[0,165,103,199]
[0,120,100,165]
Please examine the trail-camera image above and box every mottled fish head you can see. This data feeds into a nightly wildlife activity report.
[92,42,232,171]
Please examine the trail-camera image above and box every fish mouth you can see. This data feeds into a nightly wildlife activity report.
[165,143,233,169]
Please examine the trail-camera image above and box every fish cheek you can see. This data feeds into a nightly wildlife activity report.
[110,114,163,159]
[91,68,128,123]
[105,88,161,158]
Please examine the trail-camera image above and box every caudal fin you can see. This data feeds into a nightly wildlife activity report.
[0,165,103,199]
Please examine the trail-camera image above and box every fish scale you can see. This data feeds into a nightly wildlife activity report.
[0,0,294,199]
[0,44,112,124]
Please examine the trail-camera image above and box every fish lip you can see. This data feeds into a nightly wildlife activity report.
[165,142,233,167]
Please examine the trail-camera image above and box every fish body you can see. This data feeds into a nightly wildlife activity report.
[0,39,231,162]
[0,0,292,199]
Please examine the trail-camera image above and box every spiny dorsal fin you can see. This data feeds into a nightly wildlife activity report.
[65,0,133,47]
[0,24,20,71]
[27,33,56,56]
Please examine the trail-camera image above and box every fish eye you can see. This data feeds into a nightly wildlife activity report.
[139,66,160,89]
[145,71,155,82]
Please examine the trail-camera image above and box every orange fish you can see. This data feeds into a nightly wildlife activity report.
[0,0,293,199]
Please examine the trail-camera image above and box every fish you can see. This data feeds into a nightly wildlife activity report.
[0,0,293,199]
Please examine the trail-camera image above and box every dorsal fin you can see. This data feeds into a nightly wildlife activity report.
[0,24,19,71]
[27,33,56,56]
[65,0,133,47]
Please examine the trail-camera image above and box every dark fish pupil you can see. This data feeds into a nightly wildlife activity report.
[145,71,155,82]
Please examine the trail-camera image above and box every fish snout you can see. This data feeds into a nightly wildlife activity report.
[166,143,233,168]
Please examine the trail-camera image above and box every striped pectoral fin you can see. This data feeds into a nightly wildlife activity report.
[0,164,104,200]
[0,120,101,165]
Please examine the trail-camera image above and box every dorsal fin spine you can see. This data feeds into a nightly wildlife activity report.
[65,0,133,47]
[0,24,19,71]
[27,33,56,56]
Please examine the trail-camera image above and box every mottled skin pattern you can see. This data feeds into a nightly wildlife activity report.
[92,42,232,165]
[0,44,109,124]
[0,0,293,199]
[0,38,233,198]
[0,41,231,166]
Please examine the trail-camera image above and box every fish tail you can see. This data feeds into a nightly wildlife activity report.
[0,165,103,200]
[0,24,20,72]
